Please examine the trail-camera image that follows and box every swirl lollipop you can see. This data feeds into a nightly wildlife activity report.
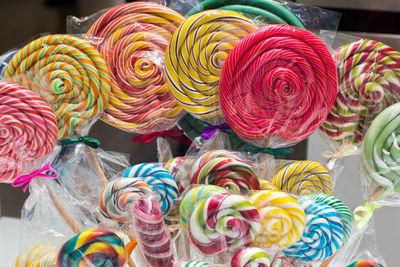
[99,178,152,223]
[347,261,384,267]
[0,81,58,183]
[123,163,178,215]
[321,39,400,147]
[271,161,332,195]
[220,25,337,146]
[231,247,270,267]
[189,193,261,254]
[249,190,305,248]
[15,245,57,267]
[165,10,257,120]
[86,2,185,133]
[282,197,345,262]
[3,34,111,139]
[259,179,277,191]
[57,229,127,267]
[186,0,304,28]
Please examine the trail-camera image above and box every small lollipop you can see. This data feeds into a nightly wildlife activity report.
[347,261,384,267]
[321,39,400,147]
[86,2,185,133]
[248,190,305,248]
[123,163,178,215]
[180,185,229,229]
[189,193,261,254]
[0,81,58,183]
[134,197,173,267]
[57,229,128,267]
[15,245,56,267]
[165,10,257,120]
[220,25,337,147]
[271,161,332,195]
[231,247,270,267]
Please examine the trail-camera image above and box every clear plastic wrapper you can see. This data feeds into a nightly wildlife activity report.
[320,33,400,161]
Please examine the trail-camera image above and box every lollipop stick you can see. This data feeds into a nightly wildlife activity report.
[368,186,385,203]
[157,136,173,163]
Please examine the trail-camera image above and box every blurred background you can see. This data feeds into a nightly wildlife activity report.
[0,0,399,265]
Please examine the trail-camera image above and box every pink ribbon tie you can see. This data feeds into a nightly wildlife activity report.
[11,162,57,192]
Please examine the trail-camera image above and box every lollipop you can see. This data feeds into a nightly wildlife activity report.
[57,229,127,267]
[259,179,277,191]
[99,178,152,223]
[347,261,384,267]
[178,261,210,267]
[271,161,332,195]
[134,197,173,267]
[321,39,400,146]
[362,102,400,193]
[249,190,305,248]
[0,81,58,183]
[86,2,185,133]
[15,245,56,267]
[180,185,229,229]
[219,25,337,146]
[282,197,345,262]
[231,247,270,267]
[186,0,304,28]
[123,163,178,214]
[189,193,261,254]
[165,10,257,120]
[3,34,111,139]
[191,150,260,193]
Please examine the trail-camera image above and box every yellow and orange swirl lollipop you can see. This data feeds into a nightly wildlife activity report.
[86,2,186,133]
[3,34,111,139]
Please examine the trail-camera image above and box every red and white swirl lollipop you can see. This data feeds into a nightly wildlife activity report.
[220,25,337,147]
[0,81,58,183]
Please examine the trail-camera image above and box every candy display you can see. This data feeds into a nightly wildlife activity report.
[123,163,178,215]
[99,178,152,223]
[165,10,257,120]
[231,247,270,267]
[3,34,111,139]
[347,261,384,267]
[134,197,173,267]
[321,39,400,147]
[179,185,229,229]
[86,2,186,133]
[249,190,305,248]
[0,81,58,183]
[15,245,56,267]
[57,229,128,267]
[283,197,346,262]
[191,150,260,193]
[219,25,337,147]
[188,193,261,254]
[271,161,332,195]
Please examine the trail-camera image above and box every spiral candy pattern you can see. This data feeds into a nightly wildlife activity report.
[259,179,277,191]
[231,247,270,267]
[347,261,384,267]
[282,197,344,262]
[322,39,400,146]
[86,2,185,133]
[271,161,332,195]
[362,102,400,193]
[123,163,178,214]
[178,261,210,267]
[180,185,229,229]
[189,193,261,254]
[220,25,337,145]
[15,245,56,267]
[99,178,152,223]
[3,34,111,139]
[191,150,238,175]
[0,81,58,183]
[57,229,127,267]
[165,10,257,119]
[249,190,305,248]
[134,197,173,267]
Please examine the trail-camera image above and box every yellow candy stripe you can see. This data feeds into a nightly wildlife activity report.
[248,190,305,248]
[15,245,56,267]
[272,161,332,195]
[165,10,257,119]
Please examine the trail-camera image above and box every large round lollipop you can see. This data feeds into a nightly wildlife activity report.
[165,10,257,120]
[0,81,58,183]
[86,2,185,133]
[321,39,400,147]
[220,25,337,146]
[3,34,111,139]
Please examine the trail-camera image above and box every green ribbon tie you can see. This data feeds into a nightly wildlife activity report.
[58,136,101,149]
[244,144,293,157]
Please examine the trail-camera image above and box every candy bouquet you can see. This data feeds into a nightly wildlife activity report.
[0,0,393,266]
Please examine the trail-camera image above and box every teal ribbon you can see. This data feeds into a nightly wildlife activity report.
[58,136,101,149]
[244,144,293,157]
[354,201,382,228]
